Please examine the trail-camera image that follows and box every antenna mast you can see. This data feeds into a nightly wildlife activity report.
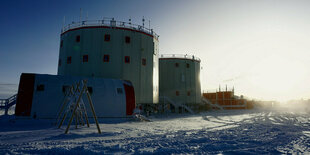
[63,16,66,30]
[79,8,82,22]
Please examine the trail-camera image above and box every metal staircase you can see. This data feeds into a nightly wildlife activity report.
[160,96,195,114]
[201,98,223,110]
[0,94,17,115]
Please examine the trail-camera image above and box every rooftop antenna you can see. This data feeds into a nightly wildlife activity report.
[219,85,221,92]
[142,16,145,27]
[63,16,66,30]
[79,8,82,22]
[226,85,227,92]
[86,11,88,21]
[129,17,131,25]
[148,19,151,30]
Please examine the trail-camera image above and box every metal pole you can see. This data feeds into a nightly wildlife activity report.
[79,8,82,23]
[75,83,90,127]
[83,80,101,134]
[65,82,85,134]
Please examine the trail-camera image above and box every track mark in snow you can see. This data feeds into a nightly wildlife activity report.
[1,110,310,154]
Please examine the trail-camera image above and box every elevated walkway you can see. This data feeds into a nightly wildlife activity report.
[0,94,17,115]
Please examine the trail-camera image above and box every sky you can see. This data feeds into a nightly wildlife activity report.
[0,0,310,101]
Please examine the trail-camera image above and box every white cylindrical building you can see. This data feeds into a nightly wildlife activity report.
[159,54,201,106]
[57,19,159,105]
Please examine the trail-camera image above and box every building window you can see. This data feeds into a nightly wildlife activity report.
[58,59,61,66]
[117,88,123,94]
[37,84,45,91]
[104,34,110,41]
[176,91,180,96]
[125,56,130,63]
[187,63,190,68]
[83,55,88,62]
[62,85,70,93]
[142,58,146,66]
[103,55,110,62]
[60,40,63,47]
[187,91,191,96]
[67,56,72,64]
[125,36,130,43]
[76,35,80,42]
[87,87,93,94]
[175,63,179,67]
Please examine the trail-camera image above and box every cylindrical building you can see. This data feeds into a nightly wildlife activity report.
[159,54,201,106]
[57,19,159,104]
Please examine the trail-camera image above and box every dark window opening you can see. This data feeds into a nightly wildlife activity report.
[187,63,190,68]
[62,85,70,93]
[104,34,110,41]
[142,58,146,66]
[103,55,110,62]
[176,91,179,96]
[37,84,45,91]
[187,91,191,96]
[125,36,130,43]
[117,88,123,94]
[125,56,130,63]
[60,40,63,47]
[87,87,93,94]
[175,63,179,67]
[58,59,61,66]
[76,35,80,42]
[67,56,72,64]
[83,55,88,62]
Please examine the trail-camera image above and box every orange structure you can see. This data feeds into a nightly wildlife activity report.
[203,89,253,110]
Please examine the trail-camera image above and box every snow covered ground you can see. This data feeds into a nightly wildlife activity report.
[1,107,310,154]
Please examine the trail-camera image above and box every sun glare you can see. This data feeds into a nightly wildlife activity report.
[248,54,307,101]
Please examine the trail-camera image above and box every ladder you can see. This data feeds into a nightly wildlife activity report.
[160,96,195,114]
[0,94,17,115]
[57,80,101,134]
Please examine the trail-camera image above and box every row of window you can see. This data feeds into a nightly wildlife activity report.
[175,63,190,68]
[176,91,191,96]
[59,55,146,66]
[60,35,131,47]
[38,84,124,95]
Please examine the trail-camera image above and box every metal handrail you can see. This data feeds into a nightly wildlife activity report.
[61,19,159,39]
[203,88,235,93]
[0,94,16,104]
[160,54,201,62]
[160,96,195,114]
[201,98,223,110]
[0,94,17,115]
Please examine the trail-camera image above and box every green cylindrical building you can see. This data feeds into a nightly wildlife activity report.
[57,19,159,104]
[159,54,201,106]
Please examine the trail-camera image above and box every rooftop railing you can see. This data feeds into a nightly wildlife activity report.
[160,54,201,62]
[203,88,235,93]
[61,18,159,39]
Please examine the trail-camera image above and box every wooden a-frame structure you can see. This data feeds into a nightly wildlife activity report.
[56,80,101,134]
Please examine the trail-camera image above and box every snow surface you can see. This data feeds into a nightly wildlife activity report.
[1,107,310,154]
